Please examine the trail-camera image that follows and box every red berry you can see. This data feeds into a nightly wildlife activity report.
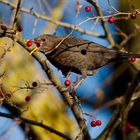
[96,120,102,126]
[17,25,23,32]
[108,17,115,23]
[90,120,96,127]
[130,57,136,62]
[26,40,32,47]
[118,18,123,21]
[126,122,133,133]
[25,96,32,102]
[130,13,136,19]
[85,6,91,12]
[64,79,70,86]
[32,81,38,87]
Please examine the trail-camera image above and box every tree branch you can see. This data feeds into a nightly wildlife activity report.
[0,112,72,140]
[86,0,115,47]
[97,71,140,139]
[0,0,100,37]
[12,0,22,29]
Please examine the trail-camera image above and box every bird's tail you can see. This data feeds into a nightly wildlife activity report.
[109,52,140,63]
[117,52,140,59]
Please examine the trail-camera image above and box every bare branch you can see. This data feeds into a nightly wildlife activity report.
[86,0,115,47]
[0,112,72,140]
[12,0,22,29]
[0,0,100,37]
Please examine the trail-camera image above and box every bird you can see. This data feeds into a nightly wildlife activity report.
[33,34,140,78]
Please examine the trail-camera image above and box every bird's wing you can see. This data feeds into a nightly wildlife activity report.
[60,36,118,57]
[62,36,92,48]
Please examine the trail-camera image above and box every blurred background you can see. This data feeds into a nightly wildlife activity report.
[0,0,140,140]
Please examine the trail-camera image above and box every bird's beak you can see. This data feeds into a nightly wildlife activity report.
[29,40,42,55]
[33,39,52,54]
[33,41,40,47]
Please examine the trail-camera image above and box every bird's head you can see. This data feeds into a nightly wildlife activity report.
[33,34,62,54]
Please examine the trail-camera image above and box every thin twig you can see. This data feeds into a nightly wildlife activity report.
[0,0,100,37]
[12,0,22,29]
[86,0,115,47]
[97,71,140,139]
[119,30,139,48]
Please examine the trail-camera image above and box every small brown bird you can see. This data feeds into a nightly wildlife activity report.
[34,34,140,78]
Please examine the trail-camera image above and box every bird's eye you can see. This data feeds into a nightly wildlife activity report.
[81,49,87,55]
[42,38,46,41]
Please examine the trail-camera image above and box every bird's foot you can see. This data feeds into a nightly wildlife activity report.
[73,77,84,90]
[66,71,71,79]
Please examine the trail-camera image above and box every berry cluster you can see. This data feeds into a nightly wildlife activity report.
[130,57,136,62]
[90,120,102,127]
[16,25,40,48]
[26,40,41,48]
[107,11,137,24]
